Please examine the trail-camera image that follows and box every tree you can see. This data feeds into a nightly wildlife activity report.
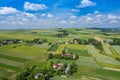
[48,53,53,59]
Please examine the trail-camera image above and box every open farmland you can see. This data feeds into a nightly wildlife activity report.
[0,28,120,80]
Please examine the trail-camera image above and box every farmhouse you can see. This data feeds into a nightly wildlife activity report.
[1,39,24,45]
[34,73,42,79]
[69,38,79,44]
[61,53,76,59]
[45,75,50,80]
[53,63,64,69]
[104,39,113,43]
[3,40,13,44]
[64,41,69,44]
[65,64,71,74]
[0,43,3,46]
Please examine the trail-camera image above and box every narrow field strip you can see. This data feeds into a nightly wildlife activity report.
[0,63,23,72]
[102,43,112,55]
[76,56,101,68]
[55,44,86,54]
[0,54,28,63]
[0,51,37,60]
[0,58,24,68]
[68,48,90,56]
[0,45,47,59]
[103,67,120,72]
[0,44,20,52]
[112,46,120,54]
[86,45,120,67]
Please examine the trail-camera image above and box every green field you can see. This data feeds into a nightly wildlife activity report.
[55,44,86,54]
[68,48,90,56]
[0,45,47,59]
[76,56,101,68]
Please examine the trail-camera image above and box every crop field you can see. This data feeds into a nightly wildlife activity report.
[0,54,28,62]
[76,56,101,68]
[0,58,24,67]
[0,68,16,79]
[51,76,102,80]
[68,48,90,56]
[0,30,56,42]
[112,46,120,54]
[77,65,120,80]
[0,43,48,78]
[86,45,120,68]
[51,76,81,80]
[0,45,47,59]
[55,44,86,54]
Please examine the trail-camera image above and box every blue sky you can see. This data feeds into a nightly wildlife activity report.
[0,0,120,29]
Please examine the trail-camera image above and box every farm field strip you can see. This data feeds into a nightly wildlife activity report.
[51,76,101,80]
[68,48,90,56]
[0,54,28,63]
[102,43,112,55]
[112,46,120,54]
[55,44,86,54]
[103,67,120,72]
[50,59,75,64]
[55,44,64,54]
[0,51,36,59]
[0,63,23,71]
[0,58,24,67]
[0,44,20,52]
[0,45,47,59]
[86,45,120,67]
[0,33,55,42]
[0,68,16,78]
[76,56,101,68]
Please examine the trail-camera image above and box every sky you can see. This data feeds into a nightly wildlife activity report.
[0,0,120,29]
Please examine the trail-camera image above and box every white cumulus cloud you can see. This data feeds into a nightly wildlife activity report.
[61,20,67,24]
[40,13,46,17]
[76,0,96,8]
[0,7,19,14]
[24,2,48,11]
[23,12,36,18]
[108,14,119,19]
[70,15,77,19]
[47,14,54,18]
